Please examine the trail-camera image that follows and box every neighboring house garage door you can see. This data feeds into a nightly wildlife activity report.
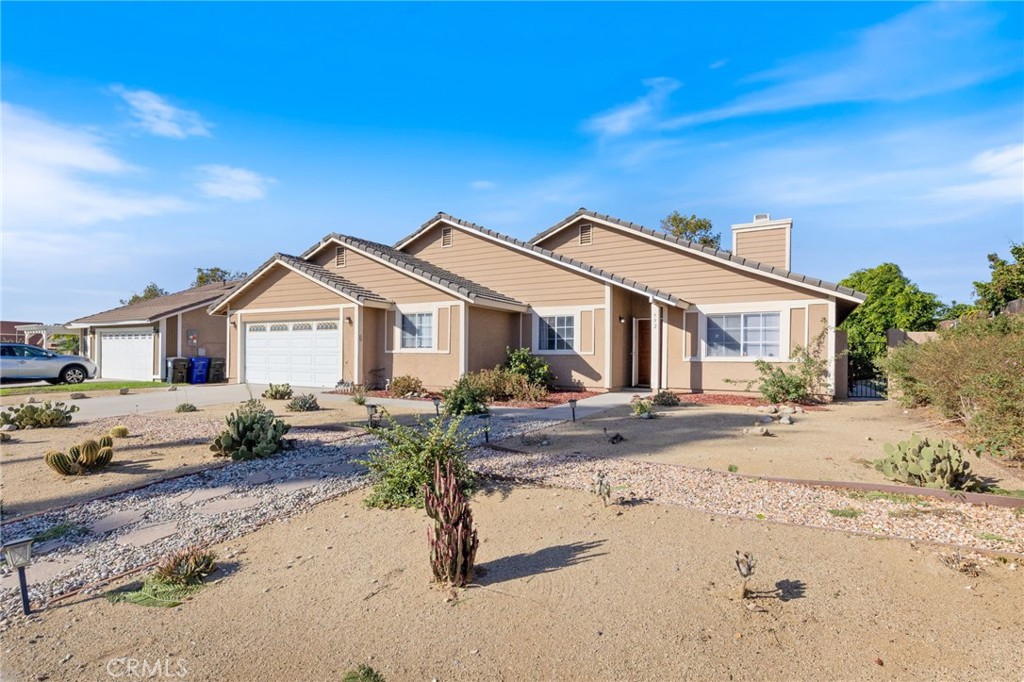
[100,331,154,381]
[244,321,340,387]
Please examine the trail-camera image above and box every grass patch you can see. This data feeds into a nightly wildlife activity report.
[987,488,1024,499]
[847,490,926,505]
[975,532,1012,543]
[827,508,862,519]
[0,381,166,397]
[34,522,86,542]
[727,464,739,473]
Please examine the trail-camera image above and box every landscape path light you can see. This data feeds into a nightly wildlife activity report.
[432,396,441,417]
[2,537,34,615]
[568,398,578,422]
[483,412,491,443]
[365,404,379,428]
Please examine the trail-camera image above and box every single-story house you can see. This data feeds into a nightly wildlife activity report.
[208,210,864,397]
[67,281,237,381]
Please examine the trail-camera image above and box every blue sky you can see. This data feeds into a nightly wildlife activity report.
[3,2,1022,323]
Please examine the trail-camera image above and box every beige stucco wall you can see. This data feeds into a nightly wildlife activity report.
[402,224,605,306]
[180,308,228,360]
[467,306,519,371]
[734,228,788,268]
[362,304,463,389]
[536,219,817,303]
[165,315,178,358]
[311,247,458,304]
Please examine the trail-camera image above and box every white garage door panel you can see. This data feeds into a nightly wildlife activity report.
[244,321,339,388]
[100,332,154,381]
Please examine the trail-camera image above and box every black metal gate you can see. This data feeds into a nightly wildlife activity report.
[848,339,888,400]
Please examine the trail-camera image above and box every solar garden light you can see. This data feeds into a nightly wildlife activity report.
[568,399,578,422]
[365,404,378,427]
[482,412,491,443]
[432,396,441,417]
[2,537,34,615]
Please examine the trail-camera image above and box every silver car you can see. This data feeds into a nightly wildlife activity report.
[0,343,98,384]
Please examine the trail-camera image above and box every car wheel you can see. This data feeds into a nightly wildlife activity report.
[61,365,87,384]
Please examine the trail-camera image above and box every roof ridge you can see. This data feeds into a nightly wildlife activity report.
[68,280,239,325]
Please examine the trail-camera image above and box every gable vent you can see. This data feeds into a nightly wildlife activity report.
[441,226,453,247]
[578,224,593,246]
[335,247,347,267]
[754,213,771,222]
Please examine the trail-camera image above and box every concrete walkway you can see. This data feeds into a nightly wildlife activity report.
[15,382,635,423]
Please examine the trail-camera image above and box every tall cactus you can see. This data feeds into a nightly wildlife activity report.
[425,459,479,587]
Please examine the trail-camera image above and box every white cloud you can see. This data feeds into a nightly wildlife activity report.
[708,59,728,70]
[1,103,189,229]
[470,180,497,191]
[935,144,1024,204]
[197,165,276,201]
[582,77,681,139]
[664,4,1020,128]
[113,85,212,139]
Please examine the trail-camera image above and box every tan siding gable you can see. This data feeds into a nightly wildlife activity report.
[312,248,457,303]
[230,266,347,310]
[403,225,604,306]
[537,220,817,303]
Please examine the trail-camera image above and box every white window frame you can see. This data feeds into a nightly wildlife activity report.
[400,311,434,350]
[705,312,780,359]
[390,303,448,354]
[697,301,811,363]
[530,308,590,356]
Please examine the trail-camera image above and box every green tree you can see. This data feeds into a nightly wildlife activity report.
[120,282,169,306]
[192,267,247,288]
[52,334,80,355]
[937,300,978,321]
[659,211,722,249]
[973,243,1024,314]
[838,263,941,379]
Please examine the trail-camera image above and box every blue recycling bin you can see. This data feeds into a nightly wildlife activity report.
[187,357,210,384]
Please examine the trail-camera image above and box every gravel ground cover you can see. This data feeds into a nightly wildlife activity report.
[470,447,1024,555]
[0,414,549,627]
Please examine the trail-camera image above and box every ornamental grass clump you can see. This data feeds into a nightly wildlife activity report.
[360,413,475,509]
[425,459,479,588]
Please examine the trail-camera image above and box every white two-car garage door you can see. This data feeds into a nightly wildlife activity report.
[99,331,155,381]
[244,321,340,387]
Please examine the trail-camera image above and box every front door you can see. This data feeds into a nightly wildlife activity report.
[635,319,651,386]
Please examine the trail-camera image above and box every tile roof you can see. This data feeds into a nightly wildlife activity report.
[69,281,239,326]
[396,213,686,307]
[311,234,527,308]
[206,253,391,313]
[531,209,867,302]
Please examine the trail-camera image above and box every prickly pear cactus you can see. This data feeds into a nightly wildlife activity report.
[875,434,985,492]
[45,450,79,476]
[209,401,290,461]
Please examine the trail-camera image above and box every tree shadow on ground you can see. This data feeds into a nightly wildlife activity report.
[474,540,607,586]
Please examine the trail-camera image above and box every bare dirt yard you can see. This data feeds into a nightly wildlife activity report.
[2,484,1021,681]
[0,400,426,520]
[500,400,1024,492]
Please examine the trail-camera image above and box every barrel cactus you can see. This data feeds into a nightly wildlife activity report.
[210,401,290,461]
[109,425,130,438]
[98,435,114,449]
[96,446,115,468]
[45,450,79,476]
[875,434,986,492]
[67,444,82,461]
[78,439,101,466]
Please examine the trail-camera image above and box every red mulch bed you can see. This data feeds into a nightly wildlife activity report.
[668,392,830,411]
[493,390,600,409]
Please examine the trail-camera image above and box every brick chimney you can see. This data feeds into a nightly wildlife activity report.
[730,213,792,270]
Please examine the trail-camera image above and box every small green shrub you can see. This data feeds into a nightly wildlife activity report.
[727,464,739,473]
[350,385,367,406]
[728,327,833,403]
[210,400,290,461]
[630,396,655,418]
[0,401,79,429]
[442,376,490,416]
[651,390,680,407]
[360,413,475,509]
[286,394,320,412]
[504,346,554,386]
[874,434,986,492]
[152,547,218,586]
[343,665,386,682]
[261,383,293,400]
[388,375,424,397]
[175,403,198,413]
